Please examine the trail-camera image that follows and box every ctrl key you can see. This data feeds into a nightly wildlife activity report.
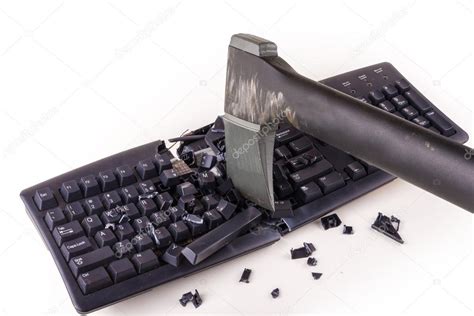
[77,267,113,294]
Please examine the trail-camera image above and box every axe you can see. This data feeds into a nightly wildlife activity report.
[223,34,474,212]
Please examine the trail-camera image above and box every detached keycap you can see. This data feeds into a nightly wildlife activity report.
[77,267,113,294]
[131,249,159,274]
[61,180,82,203]
[425,111,455,136]
[69,246,115,277]
[107,258,136,283]
[53,221,84,246]
[34,187,57,210]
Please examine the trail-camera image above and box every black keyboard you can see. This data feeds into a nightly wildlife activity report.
[20,62,468,313]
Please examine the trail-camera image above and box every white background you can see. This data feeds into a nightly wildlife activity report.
[0,0,473,315]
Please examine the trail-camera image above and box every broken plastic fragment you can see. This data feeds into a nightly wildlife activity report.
[239,268,252,283]
[183,214,204,225]
[321,213,342,230]
[271,288,280,298]
[311,272,323,280]
[307,257,317,266]
[343,225,354,234]
[179,292,194,306]
[138,191,159,201]
[371,212,404,244]
[192,289,202,308]
[104,223,115,231]
[291,242,316,259]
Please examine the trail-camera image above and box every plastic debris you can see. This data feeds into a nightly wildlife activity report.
[342,225,354,234]
[307,257,317,266]
[312,272,323,280]
[192,290,202,308]
[271,288,280,299]
[179,289,202,308]
[371,212,404,244]
[291,242,316,259]
[321,213,342,230]
[239,268,252,283]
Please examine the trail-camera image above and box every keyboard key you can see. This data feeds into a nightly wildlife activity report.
[115,165,136,186]
[150,211,171,228]
[121,203,140,220]
[275,145,292,160]
[360,160,378,174]
[203,209,224,230]
[288,156,310,171]
[344,161,368,181]
[176,182,197,197]
[138,199,157,217]
[289,136,313,155]
[197,171,216,191]
[34,187,57,210]
[201,194,219,210]
[120,185,139,204]
[295,182,322,204]
[177,195,196,212]
[155,192,173,210]
[391,95,409,110]
[103,191,122,209]
[101,208,121,225]
[44,207,66,231]
[381,84,398,98]
[161,243,184,267]
[185,216,208,237]
[377,101,395,113]
[137,180,157,195]
[289,159,333,187]
[154,153,172,174]
[81,215,103,237]
[404,90,432,114]
[61,236,93,261]
[133,234,154,252]
[53,221,84,246]
[368,90,385,104]
[107,258,136,283]
[77,267,113,294]
[80,175,100,197]
[98,170,118,192]
[182,206,262,265]
[273,200,293,218]
[151,227,173,248]
[84,196,105,216]
[216,199,237,220]
[61,180,82,203]
[95,228,118,248]
[169,221,191,243]
[395,78,410,92]
[275,126,303,146]
[159,169,180,187]
[317,172,345,194]
[412,116,430,128]
[69,246,115,277]
[169,206,185,222]
[115,223,135,241]
[133,216,151,234]
[401,105,419,120]
[136,159,158,180]
[425,111,455,136]
[113,239,135,258]
[64,201,86,222]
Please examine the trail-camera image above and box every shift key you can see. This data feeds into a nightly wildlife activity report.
[69,246,115,277]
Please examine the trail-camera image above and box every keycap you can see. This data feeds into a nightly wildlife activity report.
[80,175,101,197]
[273,200,293,218]
[137,180,157,195]
[77,267,113,294]
[34,187,57,210]
[275,126,303,146]
[275,145,292,160]
[368,90,385,104]
[161,243,184,267]
[160,169,180,187]
[53,221,84,245]
[200,154,217,170]
[274,179,294,199]
[344,161,368,181]
[98,170,118,192]
[101,208,121,225]
[154,153,172,174]
[288,156,309,171]
[81,215,103,237]
[317,172,345,194]
[295,182,322,204]
[301,148,323,164]
[216,199,237,220]
[133,234,154,252]
[185,216,208,237]
[412,116,430,128]
[113,239,135,258]
[289,159,333,187]
[61,180,82,203]
[69,246,115,277]
[216,178,234,195]
[391,95,409,110]
[201,194,219,210]
[103,191,122,209]
[425,111,455,136]
[44,207,66,231]
[197,171,215,190]
[203,209,224,230]
[137,199,157,217]
[378,101,395,113]
[150,211,171,228]
[151,227,173,248]
[95,229,117,248]
[136,159,158,180]
[115,223,135,241]
[120,186,139,204]
[381,84,398,98]
[64,202,86,222]
[395,78,410,92]
[182,206,262,265]
[177,195,196,212]
[404,90,432,114]
[288,136,313,155]
[169,221,191,243]
[115,165,136,186]
[360,160,378,174]
[132,216,151,234]
[176,182,197,197]
[84,196,105,216]
[155,192,173,210]
[60,236,93,261]
[120,203,140,220]
[107,258,136,283]
[169,206,185,222]
[401,105,419,120]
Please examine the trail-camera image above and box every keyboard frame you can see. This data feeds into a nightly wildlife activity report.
[20,62,469,313]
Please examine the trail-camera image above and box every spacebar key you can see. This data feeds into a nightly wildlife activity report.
[182,207,262,265]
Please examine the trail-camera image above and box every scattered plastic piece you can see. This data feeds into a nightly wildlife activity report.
[179,292,194,306]
[321,213,342,230]
[104,223,115,231]
[239,268,252,283]
[342,225,354,234]
[311,272,323,280]
[371,212,404,244]
[271,288,280,298]
[291,242,316,259]
[192,289,202,308]
[307,257,317,266]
